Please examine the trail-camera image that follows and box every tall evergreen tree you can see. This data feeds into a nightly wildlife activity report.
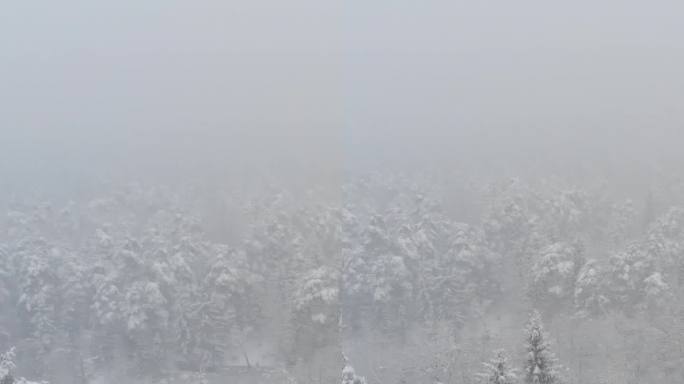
[523,311,562,384]
[477,349,517,384]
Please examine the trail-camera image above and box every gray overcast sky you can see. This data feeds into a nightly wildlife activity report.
[2,1,684,180]
[3,1,683,54]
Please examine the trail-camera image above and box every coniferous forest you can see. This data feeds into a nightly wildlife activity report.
[2,168,684,383]
[4,1,684,383]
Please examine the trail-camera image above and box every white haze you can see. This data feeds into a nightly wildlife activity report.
[2,1,684,383]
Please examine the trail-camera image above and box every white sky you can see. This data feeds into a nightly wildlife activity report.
[1,1,683,179]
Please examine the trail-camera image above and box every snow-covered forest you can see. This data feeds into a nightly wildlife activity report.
[2,169,684,383]
[4,1,684,383]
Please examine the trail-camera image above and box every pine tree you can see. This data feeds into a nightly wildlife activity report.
[341,363,366,384]
[523,311,562,384]
[0,348,48,384]
[477,349,517,384]
[529,241,585,315]
[0,348,16,384]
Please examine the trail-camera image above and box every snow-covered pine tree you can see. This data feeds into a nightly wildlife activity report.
[573,259,609,319]
[529,241,585,316]
[477,349,517,384]
[606,244,669,315]
[523,311,562,384]
[341,363,366,384]
[0,348,48,384]
[292,266,340,359]
[0,348,16,384]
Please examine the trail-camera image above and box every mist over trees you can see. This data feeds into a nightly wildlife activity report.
[1,167,684,383]
[4,1,684,383]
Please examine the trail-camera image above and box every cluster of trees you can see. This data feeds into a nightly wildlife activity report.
[0,184,347,382]
[344,310,564,384]
[1,174,684,382]
[337,176,684,383]
[476,311,562,384]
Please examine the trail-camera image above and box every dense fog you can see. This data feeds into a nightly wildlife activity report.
[3,1,684,383]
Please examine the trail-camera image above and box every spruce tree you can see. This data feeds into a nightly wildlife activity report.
[341,363,366,384]
[0,348,15,384]
[523,311,561,384]
[477,349,517,384]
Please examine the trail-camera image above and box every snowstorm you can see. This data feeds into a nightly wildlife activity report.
[2,1,684,383]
